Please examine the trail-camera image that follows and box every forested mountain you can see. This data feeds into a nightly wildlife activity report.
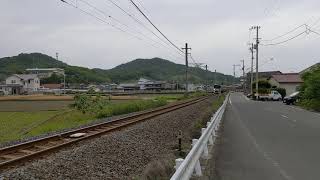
[0,53,235,84]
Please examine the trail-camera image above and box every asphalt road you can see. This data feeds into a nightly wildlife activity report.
[214,92,320,180]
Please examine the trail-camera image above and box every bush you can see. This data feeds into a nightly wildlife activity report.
[301,99,320,111]
[73,93,109,114]
[255,88,270,94]
[299,66,320,111]
[252,80,272,89]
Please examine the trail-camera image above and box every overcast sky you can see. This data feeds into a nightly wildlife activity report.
[1,0,320,76]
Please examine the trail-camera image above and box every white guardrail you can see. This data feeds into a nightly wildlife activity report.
[171,94,230,180]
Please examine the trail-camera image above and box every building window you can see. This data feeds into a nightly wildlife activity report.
[11,80,16,84]
[28,80,31,84]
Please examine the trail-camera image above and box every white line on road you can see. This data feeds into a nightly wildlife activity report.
[229,98,232,105]
[281,115,297,124]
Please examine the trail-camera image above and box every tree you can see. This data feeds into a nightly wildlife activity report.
[300,67,320,111]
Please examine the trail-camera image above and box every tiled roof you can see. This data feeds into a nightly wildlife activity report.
[14,74,38,80]
[272,73,303,83]
[42,84,63,89]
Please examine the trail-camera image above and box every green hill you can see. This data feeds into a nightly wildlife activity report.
[0,53,235,84]
[103,58,235,84]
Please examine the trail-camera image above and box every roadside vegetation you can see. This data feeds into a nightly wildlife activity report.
[0,93,206,144]
[299,66,320,111]
[192,94,226,139]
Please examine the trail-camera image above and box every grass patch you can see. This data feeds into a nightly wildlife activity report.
[299,99,320,112]
[0,111,61,143]
[12,99,169,142]
[26,110,95,137]
[191,95,225,139]
[97,99,168,118]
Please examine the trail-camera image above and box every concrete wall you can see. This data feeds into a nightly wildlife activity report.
[278,83,300,96]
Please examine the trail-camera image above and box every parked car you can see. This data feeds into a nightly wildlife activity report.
[247,93,253,98]
[258,90,282,101]
[283,91,300,105]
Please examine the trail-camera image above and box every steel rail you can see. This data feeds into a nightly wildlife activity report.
[0,96,208,171]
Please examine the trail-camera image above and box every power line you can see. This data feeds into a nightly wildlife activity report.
[261,31,306,46]
[61,0,142,40]
[263,24,307,42]
[105,0,181,56]
[129,0,185,55]
[309,29,320,36]
[61,0,183,60]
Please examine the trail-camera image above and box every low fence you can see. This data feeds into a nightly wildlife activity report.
[170,94,229,180]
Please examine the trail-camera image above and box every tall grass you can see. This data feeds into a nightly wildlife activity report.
[97,99,168,118]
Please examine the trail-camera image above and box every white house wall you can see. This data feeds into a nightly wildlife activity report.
[6,76,23,85]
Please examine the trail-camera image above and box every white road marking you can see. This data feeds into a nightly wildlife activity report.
[290,106,302,111]
[281,115,298,124]
[229,98,232,105]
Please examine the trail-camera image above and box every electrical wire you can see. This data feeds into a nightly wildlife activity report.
[61,0,184,61]
[263,24,307,42]
[309,29,320,36]
[261,31,306,46]
[105,0,179,55]
[129,0,185,55]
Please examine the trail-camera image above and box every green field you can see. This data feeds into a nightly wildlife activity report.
[0,94,190,144]
[0,111,61,143]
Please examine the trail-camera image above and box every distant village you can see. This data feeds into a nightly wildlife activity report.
[0,68,211,95]
[0,63,318,96]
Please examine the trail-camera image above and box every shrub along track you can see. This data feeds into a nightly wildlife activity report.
[1,96,217,179]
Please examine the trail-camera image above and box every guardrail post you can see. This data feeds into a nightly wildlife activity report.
[207,122,214,145]
[192,139,202,176]
[201,128,209,159]
[175,158,184,170]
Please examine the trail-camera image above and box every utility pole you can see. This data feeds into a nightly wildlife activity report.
[241,59,245,93]
[249,43,254,96]
[205,64,208,93]
[56,52,66,95]
[182,43,191,94]
[252,26,260,99]
[214,69,217,85]
[233,64,241,90]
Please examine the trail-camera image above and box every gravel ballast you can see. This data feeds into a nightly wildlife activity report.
[2,97,216,179]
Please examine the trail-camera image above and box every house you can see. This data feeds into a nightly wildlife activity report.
[269,73,303,95]
[138,78,165,90]
[0,84,23,95]
[246,71,282,84]
[118,83,140,91]
[1,74,40,95]
[26,68,65,79]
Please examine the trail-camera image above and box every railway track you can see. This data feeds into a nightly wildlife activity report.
[0,96,208,171]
